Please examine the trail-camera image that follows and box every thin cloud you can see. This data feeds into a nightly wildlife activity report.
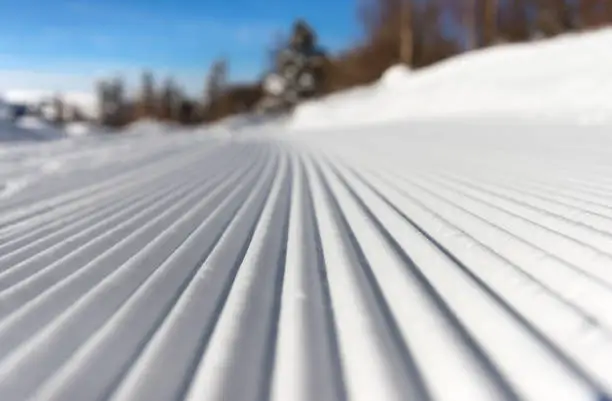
[0,69,97,93]
[60,0,280,47]
[0,1,281,95]
[0,60,261,98]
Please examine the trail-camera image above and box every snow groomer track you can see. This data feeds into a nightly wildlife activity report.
[1,122,612,401]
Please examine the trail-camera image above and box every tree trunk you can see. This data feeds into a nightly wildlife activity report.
[399,0,413,65]
[462,0,477,50]
[482,0,498,47]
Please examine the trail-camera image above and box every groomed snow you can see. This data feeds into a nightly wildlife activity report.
[1,28,612,401]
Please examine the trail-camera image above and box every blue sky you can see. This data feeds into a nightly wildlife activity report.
[0,0,359,94]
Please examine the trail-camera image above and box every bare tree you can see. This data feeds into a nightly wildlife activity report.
[159,78,183,121]
[70,105,87,122]
[606,0,612,23]
[399,0,414,65]
[97,80,110,125]
[98,77,125,127]
[112,77,125,125]
[205,59,228,104]
[481,0,498,46]
[52,94,65,125]
[141,71,156,117]
[532,0,574,37]
[460,0,478,50]
[578,0,611,28]
[413,0,460,67]
[498,0,530,42]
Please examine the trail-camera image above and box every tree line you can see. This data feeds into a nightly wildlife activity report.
[97,0,612,128]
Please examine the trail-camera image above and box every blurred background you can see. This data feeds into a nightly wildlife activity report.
[1,0,611,128]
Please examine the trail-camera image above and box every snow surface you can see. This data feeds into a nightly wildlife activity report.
[64,122,95,137]
[14,116,67,138]
[292,28,612,129]
[1,29,612,401]
[1,118,612,401]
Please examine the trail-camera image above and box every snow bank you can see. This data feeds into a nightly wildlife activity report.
[292,28,612,129]
[0,115,64,142]
[213,113,288,132]
[14,117,66,139]
[0,97,9,121]
[0,121,59,143]
[64,122,96,137]
[119,119,177,136]
[0,122,25,142]
[182,114,288,143]
[16,116,52,131]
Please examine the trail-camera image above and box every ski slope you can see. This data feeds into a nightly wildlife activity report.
[2,29,612,401]
[0,119,611,401]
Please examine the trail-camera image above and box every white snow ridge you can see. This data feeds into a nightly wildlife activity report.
[292,28,612,129]
[0,28,612,401]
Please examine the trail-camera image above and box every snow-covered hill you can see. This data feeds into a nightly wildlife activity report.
[2,90,98,120]
[292,28,612,129]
